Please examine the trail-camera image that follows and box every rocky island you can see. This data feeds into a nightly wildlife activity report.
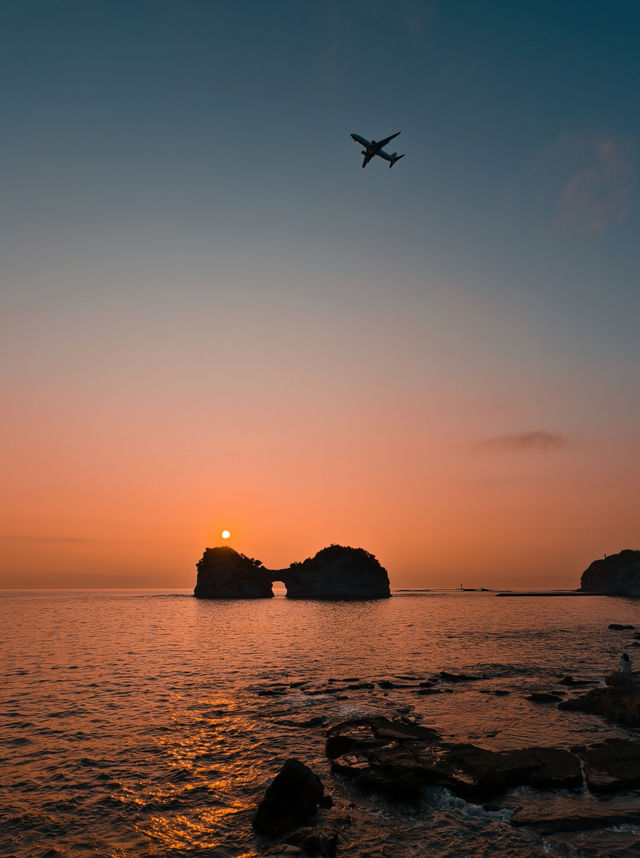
[580,549,640,596]
[280,545,390,600]
[193,546,273,598]
[194,544,390,600]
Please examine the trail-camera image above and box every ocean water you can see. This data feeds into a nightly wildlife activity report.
[2,588,640,857]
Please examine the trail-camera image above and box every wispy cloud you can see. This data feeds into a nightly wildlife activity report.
[475,431,567,453]
[534,133,636,233]
[558,138,635,232]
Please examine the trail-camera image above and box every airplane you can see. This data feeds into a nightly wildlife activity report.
[350,131,405,169]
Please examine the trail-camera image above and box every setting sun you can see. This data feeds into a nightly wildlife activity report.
[221,530,231,540]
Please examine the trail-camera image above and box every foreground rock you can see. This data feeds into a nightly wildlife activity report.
[281,546,390,600]
[572,739,640,792]
[446,745,582,796]
[558,673,640,727]
[266,818,351,858]
[325,716,640,803]
[194,546,272,598]
[254,759,332,837]
[512,805,640,834]
[580,549,640,596]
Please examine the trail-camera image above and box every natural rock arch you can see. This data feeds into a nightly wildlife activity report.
[194,544,390,600]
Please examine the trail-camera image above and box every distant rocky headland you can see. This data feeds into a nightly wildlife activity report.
[194,544,391,600]
[497,548,640,598]
[580,549,640,597]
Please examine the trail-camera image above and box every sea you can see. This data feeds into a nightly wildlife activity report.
[2,588,640,858]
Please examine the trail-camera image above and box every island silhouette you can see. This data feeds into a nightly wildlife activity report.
[580,549,640,597]
[193,544,390,600]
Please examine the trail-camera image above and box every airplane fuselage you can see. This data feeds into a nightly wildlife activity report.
[351,133,375,151]
[350,131,404,168]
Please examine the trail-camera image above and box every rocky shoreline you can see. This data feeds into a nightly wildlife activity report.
[252,697,640,856]
[250,647,640,855]
[325,715,640,800]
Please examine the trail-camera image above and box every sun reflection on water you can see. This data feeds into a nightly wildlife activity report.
[136,692,264,853]
[142,806,249,852]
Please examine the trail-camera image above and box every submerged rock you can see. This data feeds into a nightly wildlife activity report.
[281,545,390,600]
[281,819,351,858]
[527,692,563,704]
[580,549,640,596]
[253,759,331,837]
[264,847,305,857]
[557,675,593,687]
[194,546,272,598]
[512,806,640,834]
[439,670,479,682]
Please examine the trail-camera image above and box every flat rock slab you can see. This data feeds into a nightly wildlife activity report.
[443,745,582,798]
[264,847,305,857]
[278,818,351,858]
[439,670,480,682]
[325,716,439,761]
[326,716,640,803]
[572,739,640,792]
[527,692,564,703]
[557,675,594,687]
[512,808,640,834]
[605,671,640,687]
[278,716,327,729]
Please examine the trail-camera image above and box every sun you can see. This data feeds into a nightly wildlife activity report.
[221,529,231,540]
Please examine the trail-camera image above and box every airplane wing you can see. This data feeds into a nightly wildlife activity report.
[361,151,374,168]
[376,131,401,149]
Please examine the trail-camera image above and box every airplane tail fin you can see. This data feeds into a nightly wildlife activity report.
[390,153,405,169]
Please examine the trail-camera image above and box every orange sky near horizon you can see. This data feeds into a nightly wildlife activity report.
[2,292,638,590]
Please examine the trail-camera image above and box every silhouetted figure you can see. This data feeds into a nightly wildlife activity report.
[619,652,632,674]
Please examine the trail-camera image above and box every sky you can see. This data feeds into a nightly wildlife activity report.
[1,1,639,589]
